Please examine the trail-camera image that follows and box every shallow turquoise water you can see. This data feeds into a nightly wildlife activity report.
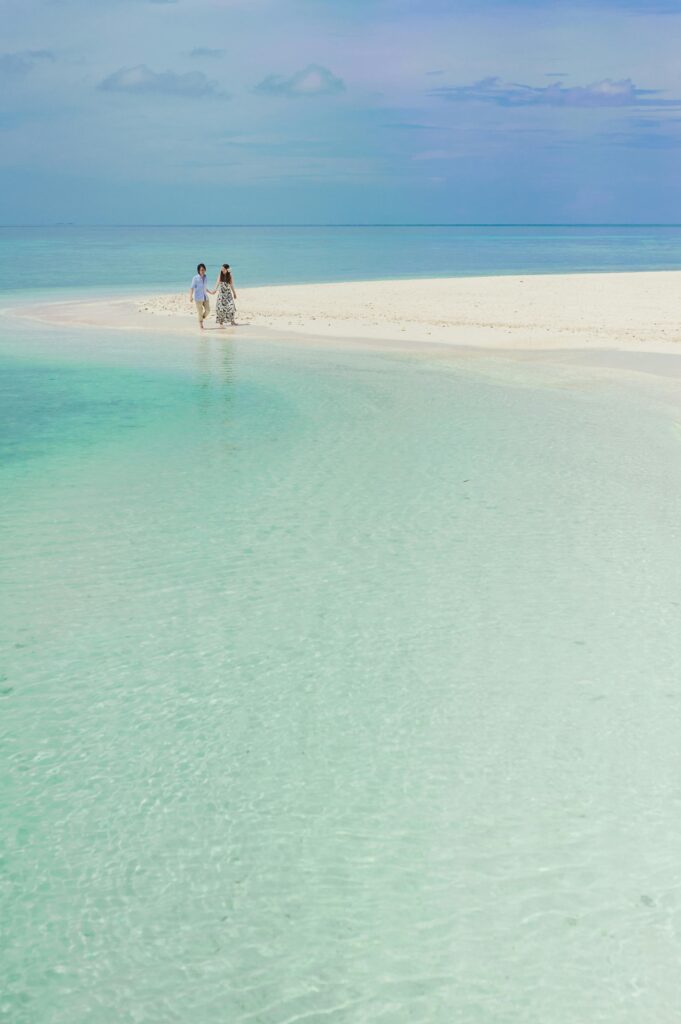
[3,305,681,1021]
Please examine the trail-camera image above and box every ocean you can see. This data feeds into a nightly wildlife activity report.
[3,224,681,298]
[2,227,681,1023]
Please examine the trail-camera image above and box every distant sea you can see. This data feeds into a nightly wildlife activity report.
[2,224,681,299]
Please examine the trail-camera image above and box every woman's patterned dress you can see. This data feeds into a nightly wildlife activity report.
[216,281,236,325]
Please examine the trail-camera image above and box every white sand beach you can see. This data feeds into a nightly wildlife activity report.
[11,270,681,356]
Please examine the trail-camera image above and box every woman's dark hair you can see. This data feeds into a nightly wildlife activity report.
[197,263,206,273]
[220,263,231,283]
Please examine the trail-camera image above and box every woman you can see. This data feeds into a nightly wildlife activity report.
[213,263,238,327]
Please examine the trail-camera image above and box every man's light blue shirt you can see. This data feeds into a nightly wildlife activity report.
[191,273,208,301]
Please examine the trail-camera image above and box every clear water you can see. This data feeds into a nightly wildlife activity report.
[2,229,681,1023]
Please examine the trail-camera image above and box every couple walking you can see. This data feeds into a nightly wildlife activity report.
[189,262,238,329]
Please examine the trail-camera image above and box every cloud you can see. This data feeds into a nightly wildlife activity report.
[600,0,681,9]
[0,50,55,75]
[607,130,681,149]
[383,122,442,131]
[604,117,681,148]
[431,76,679,108]
[98,64,222,97]
[255,64,345,98]
[190,48,225,59]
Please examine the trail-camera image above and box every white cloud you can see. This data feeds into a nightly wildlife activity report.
[98,64,223,97]
[0,50,55,75]
[431,76,678,108]
[255,64,345,97]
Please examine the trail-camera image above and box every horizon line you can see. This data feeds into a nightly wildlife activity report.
[4,222,681,229]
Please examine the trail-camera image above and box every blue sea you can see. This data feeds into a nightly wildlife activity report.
[3,223,681,299]
[2,227,681,1024]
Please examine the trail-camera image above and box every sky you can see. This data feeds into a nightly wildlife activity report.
[1,0,681,224]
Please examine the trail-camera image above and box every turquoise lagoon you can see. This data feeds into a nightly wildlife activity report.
[2,228,681,1023]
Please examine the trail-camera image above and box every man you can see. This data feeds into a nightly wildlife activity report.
[189,263,211,328]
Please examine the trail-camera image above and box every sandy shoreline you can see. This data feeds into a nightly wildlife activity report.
[7,270,681,357]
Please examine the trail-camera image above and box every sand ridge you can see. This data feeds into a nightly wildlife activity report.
[8,270,681,354]
[139,271,681,351]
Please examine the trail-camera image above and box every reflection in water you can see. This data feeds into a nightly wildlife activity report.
[195,337,235,426]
